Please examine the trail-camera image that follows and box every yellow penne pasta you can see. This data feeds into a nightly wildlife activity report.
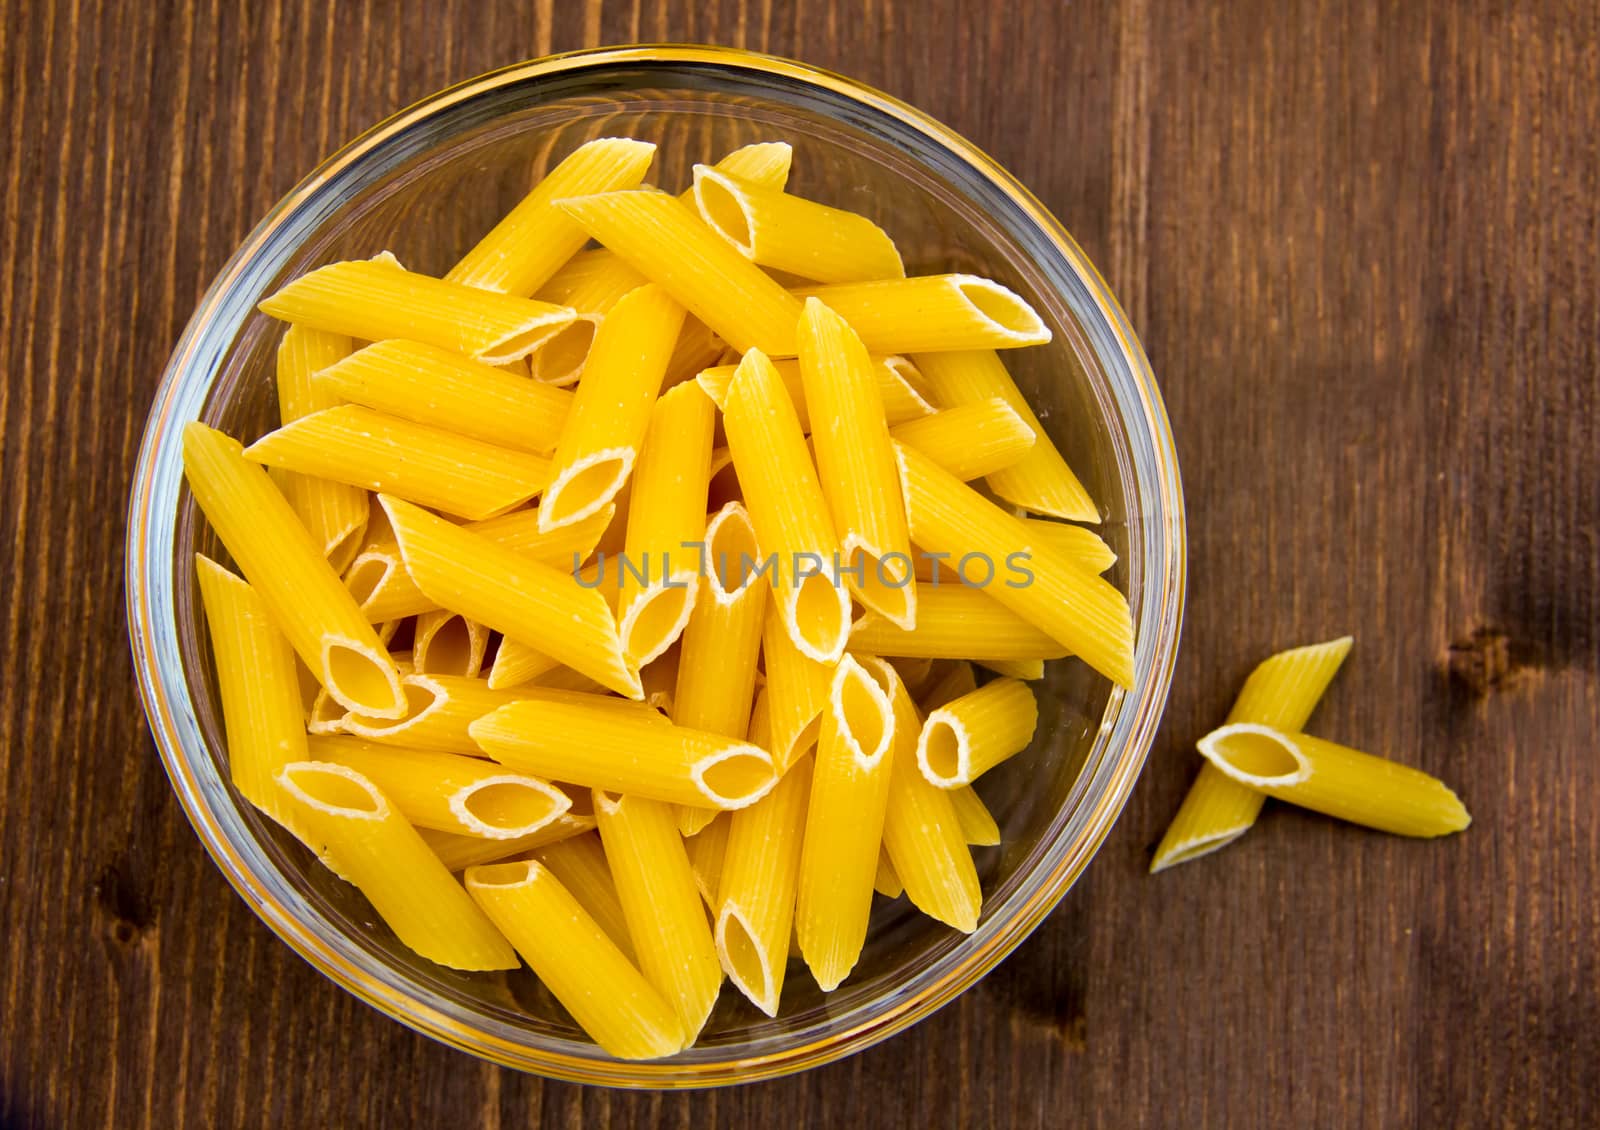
[306,735,570,839]
[917,678,1039,787]
[526,312,601,387]
[259,258,576,365]
[793,275,1050,354]
[851,582,1069,661]
[348,504,612,624]
[695,355,934,429]
[798,298,917,628]
[446,137,657,296]
[485,636,562,691]
[381,495,640,698]
[1151,637,1353,872]
[270,326,368,572]
[556,189,803,355]
[896,442,1135,687]
[692,165,904,283]
[889,398,1036,481]
[684,811,730,911]
[1196,724,1471,837]
[532,831,637,962]
[722,349,852,663]
[949,784,1001,846]
[540,283,686,531]
[918,659,979,711]
[715,749,811,1017]
[536,247,650,314]
[594,791,723,1039]
[616,381,714,666]
[913,350,1098,522]
[469,696,779,810]
[410,610,488,678]
[312,339,574,454]
[873,849,903,899]
[796,655,897,991]
[275,761,517,970]
[464,860,686,1059]
[761,603,833,770]
[338,671,526,752]
[977,657,1046,681]
[181,422,405,718]
[418,815,595,873]
[1020,517,1117,575]
[194,556,310,831]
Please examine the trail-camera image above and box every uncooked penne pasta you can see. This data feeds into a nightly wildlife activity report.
[446,137,657,297]
[312,339,574,454]
[798,298,917,628]
[685,811,730,911]
[977,657,1046,682]
[851,582,1069,662]
[464,860,686,1059]
[1151,637,1353,872]
[1019,517,1117,575]
[917,678,1039,788]
[340,672,523,753]
[796,655,897,991]
[410,610,488,678]
[913,350,1097,523]
[692,165,904,283]
[532,831,637,962]
[470,696,779,811]
[419,815,595,873]
[949,784,1001,846]
[873,850,903,899]
[722,349,851,663]
[306,735,570,839]
[270,326,368,573]
[381,495,640,698]
[259,258,577,365]
[696,355,934,429]
[182,422,405,718]
[594,790,723,1039]
[761,605,832,771]
[557,189,803,355]
[540,283,686,531]
[275,761,517,970]
[793,275,1050,354]
[245,405,551,521]
[485,636,562,691]
[896,442,1135,687]
[889,398,1036,481]
[1196,724,1471,837]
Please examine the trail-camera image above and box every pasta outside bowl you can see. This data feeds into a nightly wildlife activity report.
[125,45,1185,1087]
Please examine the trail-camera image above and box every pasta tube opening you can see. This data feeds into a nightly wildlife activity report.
[788,573,853,663]
[539,447,635,531]
[277,761,385,819]
[693,170,757,256]
[878,356,936,421]
[464,859,536,888]
[343,677,440,737]
[1197,724,1308,786]
[343,549,397,611]
[951,276,1051,345]
[412,612,484,678]
[834,655,895,771]
[451,777,570,839]
[527,314,599,387]
[715,905,777,1017]
[619,581,697,669]
[694,746,780,808]
[323,638,408,721]
[920,721,966,785]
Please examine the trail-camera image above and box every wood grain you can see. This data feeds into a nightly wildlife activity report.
[2,1,1598,1126]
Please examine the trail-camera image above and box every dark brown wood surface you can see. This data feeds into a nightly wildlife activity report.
[3,1,1597,1126]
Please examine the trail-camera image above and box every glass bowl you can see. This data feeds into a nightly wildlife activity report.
[125,45,1185,1087]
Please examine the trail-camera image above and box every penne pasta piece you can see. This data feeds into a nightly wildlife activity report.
[312,339,574,454]
[918,659,978,711]
[536,247,649,315]
[418,815,595,873]
[873,849,904,899]
[1020,518,1117,575]
[556,189,803,355]
[470,696,779,810]
[793,276,1050,354]
[1196,724,1471,837]
[1151,637,1353,872]
[616,381,714,667]
[918,678,1039,787]
[696,355,933,429]
[270,326,368,573]
[913,350,1097,523]
[761,604,833,770]
[540,283,686,531]
[340,672,524,753]
[532,831,637,962]
[593,790,723,1040]
[194,556,310,832]
[692,165,904,283]
[182,423,405,718]
[245,405,551,522]
[722,349,851,663]
[865,657,981,930]
[949,785,1001,846]
[306,735,570,839]
[411,610,488,678]
[889,398,1036,481]
[685,811,730,911]
[896,442,1135,687]
[796,655,897,991]
[349,504,612,624]
[640,644,680,715]
[464,860,686,1059]
[716,748,812,1016]
[446,137,657,297]
[977,657,1046,681]
[797,298,917,628]
[259,258,577,365]
[486,635,561,691]
[381,495,641,698]
[851,582,1069,661]
[525,312,601,387]
[275,761,517,970]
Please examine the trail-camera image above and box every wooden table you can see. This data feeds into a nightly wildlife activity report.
[4,2,1597,1126]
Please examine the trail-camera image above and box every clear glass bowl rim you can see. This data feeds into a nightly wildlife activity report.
[124,44,1186,1088]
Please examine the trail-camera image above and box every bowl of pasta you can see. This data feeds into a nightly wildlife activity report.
[126,45,1184,1086]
